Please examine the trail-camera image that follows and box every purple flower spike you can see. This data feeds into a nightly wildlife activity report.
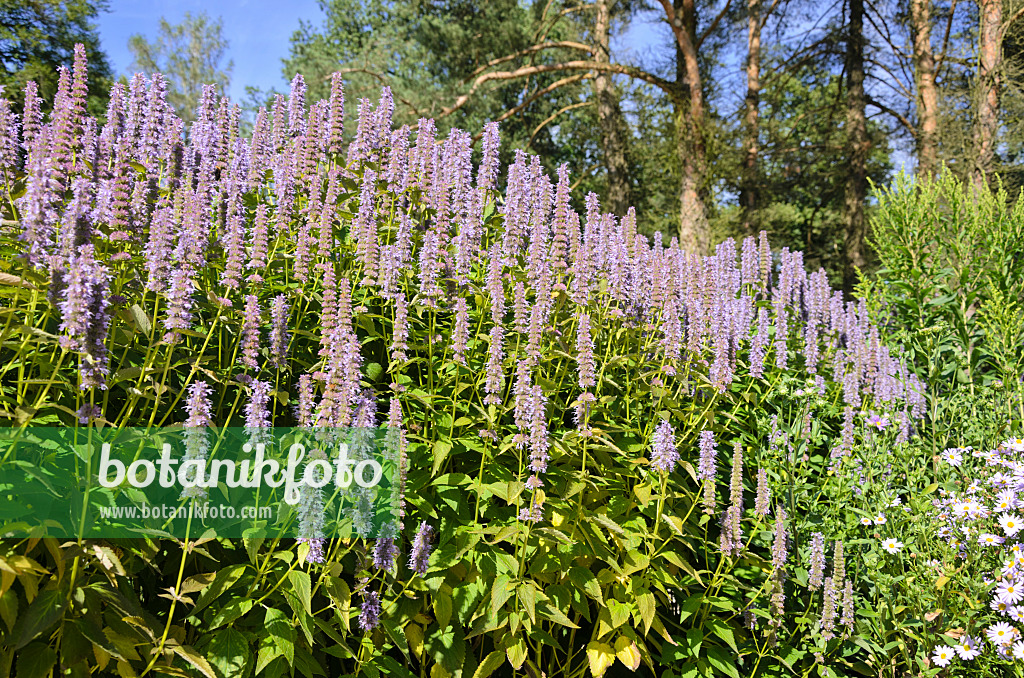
[359,590,381,630]
[651,420,679,472]
[300,537,325,564]
[58,244,111,389]
[270,295,290,369]
[408,521,435,575]
[240,295,261,370]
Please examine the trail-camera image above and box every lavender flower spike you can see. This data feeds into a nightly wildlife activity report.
[650,420,679,472]
[408,521,435,575]
[359,590,382,630]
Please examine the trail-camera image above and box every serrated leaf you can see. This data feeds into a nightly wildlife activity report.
[405,623,424,659]
[191,565,247,618]
[568,567,603,604]
[518,582,537,625]
[506,636,527,670]
[16,642,56,678]
[706,645,740,678]
[614,637,641,671]
[288,570,312,615]
[432,440,453,476]
[707,618,739,654]
[607,599,630,629]
[208,597,254,630]
[173,645,218,678]
[433,588,453,629]
[490,575,515,616]
[586,641,616,678]
[538,601,579,628]
[0,588,17,631]
[206,627,251,678]
[256,607,295,675]
[591,513,625,537]
[14,587,67,649]
[472,650,505,678]
[636,591,655,634]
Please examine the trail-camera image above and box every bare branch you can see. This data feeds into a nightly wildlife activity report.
[570,162,603,192]
[866,95,917,136]
[527,101,594,148]
[440,60,677,120]
[697,0,737,51]
[459,41,596,85]
[760,0,784,30]
[935,0,958,74]
[865,57,915,100]
[1004,4,1024,39]
[469,73,594,143]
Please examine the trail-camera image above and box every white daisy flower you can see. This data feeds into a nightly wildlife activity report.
[932,645,955,667]
[955,635,982,660]
[988,621,1016,645]
[1002,514,1023,537]
[881,538,903,554]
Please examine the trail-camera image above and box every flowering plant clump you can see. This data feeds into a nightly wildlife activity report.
[0,46,935,677]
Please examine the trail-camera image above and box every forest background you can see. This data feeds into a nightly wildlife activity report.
[1,0,1018,291]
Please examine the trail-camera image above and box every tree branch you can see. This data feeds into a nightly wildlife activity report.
[527,100,594,148]
[760,0,783,30]
[440,60,678,119]
[697,0,736,51]
[1004,4,1024,39]
[935,0,958,75]
[459,41,596,85]
[470,73,594,143]
[866,94,916,137]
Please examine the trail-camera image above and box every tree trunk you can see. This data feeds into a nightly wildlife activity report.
[668,0,709,254]
[593,0,633,216]
[910,0,939,178]
[843,0,868,293]
[974,0,1001,186]
[740,0,761,234]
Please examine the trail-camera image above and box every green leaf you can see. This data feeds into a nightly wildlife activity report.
[191,565,248,618]
[256,607,295,675]
[506,636,527,670]
[591,513,625,537]
[538,601,579,629]
[607,600,630,629]
[586,641,616,678]
[16,643,56,678]
[433,588,453,630]
[0,588,17,631]
[490,575,515,616]
[568,567,603,604]
[425,624,465,673]
[473,650,505,678]
[14,587,68,649]
[636,591,655,634]
[208,597,254,630]
[288,570,312,616]
[206,627,251,678]
[518,582,537,625]
[431,439,453,476]
[173,645,218,678]
[707,618,739,654]
[706,645,740,678]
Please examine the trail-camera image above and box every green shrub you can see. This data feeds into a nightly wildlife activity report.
[0,48,933,678]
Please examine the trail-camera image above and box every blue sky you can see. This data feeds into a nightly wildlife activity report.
[96,1,667,104]
[95,0,326,103]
